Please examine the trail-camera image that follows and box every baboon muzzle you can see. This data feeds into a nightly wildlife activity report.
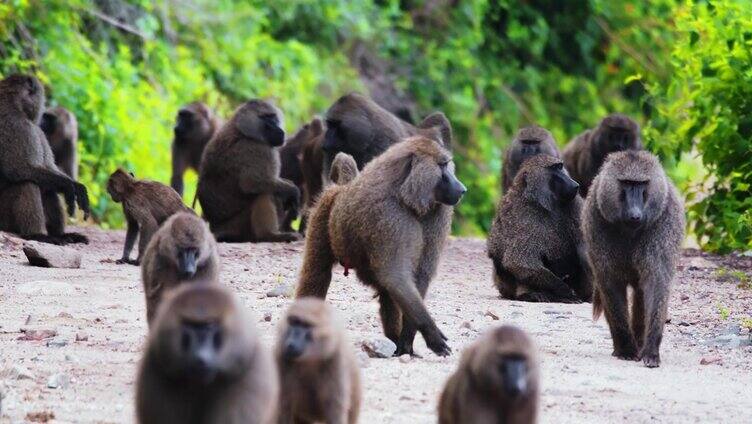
[178,249,198,278]
[501,358,528,398]
[283,324,311,361]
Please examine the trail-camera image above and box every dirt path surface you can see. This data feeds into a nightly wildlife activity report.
[0,227,750,423]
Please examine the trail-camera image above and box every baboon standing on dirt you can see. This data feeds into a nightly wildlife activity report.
[170,102,221,196]
[296,136,466,357]
[40,106,78,180]
[583,150,684,368]
[502,125,560,193]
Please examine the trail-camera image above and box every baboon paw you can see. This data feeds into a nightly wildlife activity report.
[115,259,140,266]
[62,233,89,244]
[642,353,660,368]
[611,350,640,361]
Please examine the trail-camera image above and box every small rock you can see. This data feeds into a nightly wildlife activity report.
[398,354,411,364]
[460,321,474,330]
[361,337,396,358]
[680,294,690,301]
[484,310,500,320]
[46,337,68,348]
[677,321,691,327]
[0,365,35,380]
[263,312,272,322]
[46,373,70,389]
[18,329,57,341]
[23,242,81,268]
[700,355,722,365]
[75,332,88,342]
[684,256,717,270]
[25,411,55,423]
[266,283,293,298]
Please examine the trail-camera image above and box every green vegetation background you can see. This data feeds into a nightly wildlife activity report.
[1,0,750,252]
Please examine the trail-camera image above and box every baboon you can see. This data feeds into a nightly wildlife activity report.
[140,212,219,325]
[562,113,642,196]
[296,136,466,357]
[438,326,539,424]
[487,154,591,303]
[0,74,90,245]
[170,102,221,196]
[502,125,560,193]
[278,118,323,233]
[275,298,361,424]
[329,152,358,185]
[197,100,301,243]
[299,125,325,231]
[136,284,278,424]
[39,106,78,180]
[583,150,684,368]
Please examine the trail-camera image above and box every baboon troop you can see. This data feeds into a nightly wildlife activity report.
[296,136,466,357]
[0,74,90,245]
[136,284,278,424]
[107,169,190,265]
[170,102,222,196]
[275,298,361,424]
[502,125,560,193]
[40,106,78,180]
[140,212,219,325]
[488,155,591,303]
[439,326,539,424]
[583,150,684,367]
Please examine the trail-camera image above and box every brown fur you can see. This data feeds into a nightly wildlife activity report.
[502,125,560,193]
[279,118,324,233]
[140,212,219,326]
[107,168,190,265]
[439,326,539,424]
[0,74,89,245]
[40,106,78,180]
[197,99,301,243]
[329,152,359,185]
[299,121,325,232]
[296,136,466,357]
[170,102,222,197]
[583,150,684,367]
[562,114,642,196]
[136,284,278,424]
[275,298,361,424]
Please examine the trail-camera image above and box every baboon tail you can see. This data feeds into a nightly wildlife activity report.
[295,190,338,299]
[592,287,603,320]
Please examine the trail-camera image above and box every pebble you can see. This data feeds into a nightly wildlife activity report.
[266,283,293,298]
[361,337,396,358]
[262,312,272,322]
[0,365,35,381]
[398,354,411,364]
[700,355,722,365]
[46,373,71,389]
[484,309,500,320]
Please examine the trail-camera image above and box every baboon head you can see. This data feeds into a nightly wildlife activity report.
[287,117,324,150]
[592,114,642,156]
[233,99,285,147]
[174,102,214,140]
[323,93,386,167]
[595,150,669,230]
[277,298,341,363]
[469,326,538,401]
[107,168,135,203]
[509,126,559,165]
[0,74,45,123]
[329,152,358,185]
[150,284,253,385]
[399,137,466,216]
[514,155,579,211]
[159,212,215,278]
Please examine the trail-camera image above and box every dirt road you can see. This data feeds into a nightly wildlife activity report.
[0,227,750,423]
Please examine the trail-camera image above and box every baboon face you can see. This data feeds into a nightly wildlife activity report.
[594,114,641,155]
[106,169,134,202]
[510,126,558,164]
[152,285,250,384]
[547,162,580,203]
[160,214,212,278]
[434,161,466,206]
[472,326,536,400]
[323,94,375,163]
[399,138,466,215]
[174,103,212,138]
[235,100,285,147]
[518,155,579,208]
[0,74,45,122]
[279,299,338,363]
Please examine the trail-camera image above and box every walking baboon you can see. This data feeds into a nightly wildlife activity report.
[40,106,78,180]
[439,326,539,424]
[136,284,278,424]
[197,99,301,243]
[107,169,190,265]
[170,102,221,196]
[563,113,642,196]
[502,126,560,193]
[275,298,361,424]
[140,212,219,325]
[296,136,466,357]
[488,155,591,303]
[278,118,323,233]
[583,150,684,368]
[0,74,90,245]
[329,152,358,185]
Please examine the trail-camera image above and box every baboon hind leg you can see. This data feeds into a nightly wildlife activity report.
[599,276,638,361]
[41,190,87,244]
[640,271,671,368]
[0,183,66,245]
[251,194,301,243]
[378,291,402,345]
[631,287,646,351]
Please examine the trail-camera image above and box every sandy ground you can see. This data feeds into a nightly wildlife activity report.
[0,226,750,424]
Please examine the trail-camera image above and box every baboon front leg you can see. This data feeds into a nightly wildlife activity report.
[640,272,671,368]
[631,287,646,351]
[251,194,301,242]
[599,276,638,360]
[116,218,140,265]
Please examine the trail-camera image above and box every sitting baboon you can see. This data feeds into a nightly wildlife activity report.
[170,102,221,196]
[488,154,591,303]
[502,125,560,193]
[107,169,190,265]
[439,326,539,424]
[562,113,642,196]
[0,74,90,245]
[275,298,361,424]
[136,284,278,424]
[278,118,323,233]
[583,150,684,368]
[197,99,301,243]
[141,212,219,325]
[296,136,466,357]
[40,106,78,179]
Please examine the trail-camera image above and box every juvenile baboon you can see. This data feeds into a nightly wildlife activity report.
[438,326,539,424]
[563,114,642,196]
[197,100,300,243]
[329,152,358,185]
[278,118,323,233]
[39,106,78,179]
[170,102,221,196]
[296,136,466,357]
[136,284,278,424]
[583,150,684,368]
[502,126,560,193]
[140,212,219,325]
[488,154,591,303]
[107,169,190,265]
[275,298,361,424]
[0,74,90,245]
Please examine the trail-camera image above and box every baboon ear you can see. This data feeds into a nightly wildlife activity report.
[419,112,452,150]
[400,154,436,216]
[235,109,258,138]
[310,117,324,137]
